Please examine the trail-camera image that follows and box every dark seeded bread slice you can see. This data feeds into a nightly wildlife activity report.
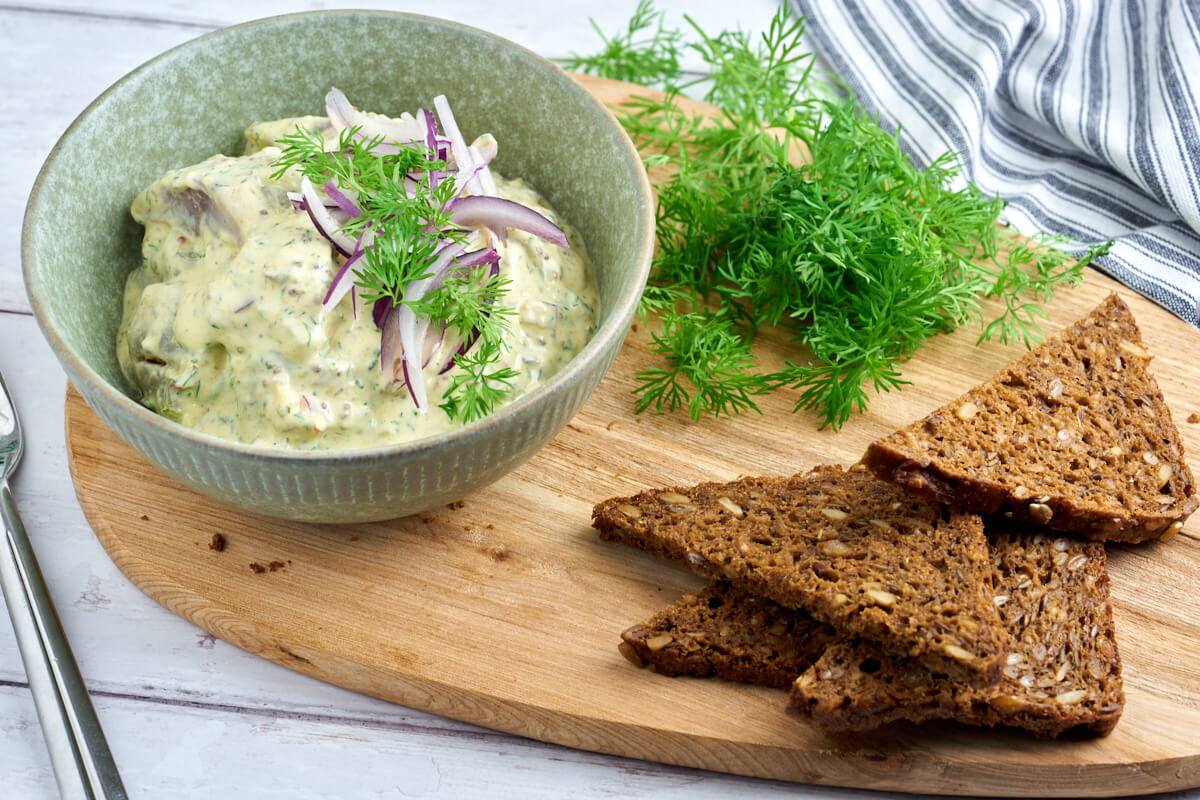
[618,581,838,689]
[789,528,1123,737]
[593,465,1006,682]
[863,293,1197,543]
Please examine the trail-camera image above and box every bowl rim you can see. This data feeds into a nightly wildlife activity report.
[22,8,655,467]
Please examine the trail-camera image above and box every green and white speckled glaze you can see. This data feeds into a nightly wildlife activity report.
[22,11,654,523]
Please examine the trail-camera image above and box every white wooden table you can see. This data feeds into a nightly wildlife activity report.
[3,3,1197,799]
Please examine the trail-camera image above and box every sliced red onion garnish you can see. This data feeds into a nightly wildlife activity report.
[323,180,362,218]
[300,177,356,257]
[412,247,500,373]
[433,94,497,198]
[385,238,497,408]
[446,196,568,248]
[434,96,472,167]
[323,223,379,312]
[423,169,453,190]
[372,297,392,330]
[468,138,499,197]
[380,303,400,380]
[451,161,489,197]
[325,88,357,133]
[326,87,425,147]
[436,258,502,375]
[421,108,439,157]
[396,301,428,410]
[425,325,446,367]
[399,359,420,410]
[302,91,544,410]
[384,239,468,408]
[446,248,501,282]
[322,247,366,311]
[290,190,342,214]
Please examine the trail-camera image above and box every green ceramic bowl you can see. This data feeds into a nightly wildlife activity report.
[23,11,653,523]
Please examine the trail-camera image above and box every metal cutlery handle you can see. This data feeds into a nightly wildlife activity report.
[1,480,127,800]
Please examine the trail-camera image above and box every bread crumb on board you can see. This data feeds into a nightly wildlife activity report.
[1188,412,1200,424]
[209,533,226,552]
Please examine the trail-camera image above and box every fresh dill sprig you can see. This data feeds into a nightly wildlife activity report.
[633,310,775,420]
[438,338,520,423]
[572,4,1107,429]
[432,268,519,422]
[271,127,466,308]
[560,0,683,87]
[271,123,516,422]
[416,267,514,344]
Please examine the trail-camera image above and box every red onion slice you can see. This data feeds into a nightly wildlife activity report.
[416,321,446,369]
[380,303,400,381]
[433,96,472,169]
[413,246,500,370]
[446,196,568,248]
[322,247,365,311]
[423,169,454,190]
[382,289,443,399]
[421,108,439,157]
[372,297,391,329]
[387,240,469,409]
[322,224,379,312]
[435,258,502,375]
[323,179,362,218]
[396,300,428,410]
[468,140,499,197]
[300,177,356,257]
[433,95,497,199]
[443,248,501,284]
[386,237,498,408]
[326,88,425,147]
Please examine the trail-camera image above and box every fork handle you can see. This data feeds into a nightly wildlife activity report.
[1,480,127,800]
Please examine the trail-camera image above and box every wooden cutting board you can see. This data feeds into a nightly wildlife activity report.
[66,75,1200,796]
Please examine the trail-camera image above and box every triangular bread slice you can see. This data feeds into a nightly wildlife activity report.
[788,527,1123,737]
[617,581,837,689]
[863,293,1196,543]
[593,465,1006,682]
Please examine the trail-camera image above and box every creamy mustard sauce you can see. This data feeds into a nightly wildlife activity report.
[117,117,598,449]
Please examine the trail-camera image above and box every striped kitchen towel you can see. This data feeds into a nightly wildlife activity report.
[789,0,1200,327]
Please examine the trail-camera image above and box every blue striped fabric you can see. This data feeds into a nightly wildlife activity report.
[789,0,1200,327]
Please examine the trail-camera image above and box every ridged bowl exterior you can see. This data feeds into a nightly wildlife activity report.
[23,11,653,522]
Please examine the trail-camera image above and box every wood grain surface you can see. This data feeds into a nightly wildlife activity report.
[65,75,1200,796]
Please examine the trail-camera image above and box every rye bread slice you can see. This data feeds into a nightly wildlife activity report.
[863,293,1197,543]
[593,465,1006,682]
[789,529,1123,737]
[618,581,837,689]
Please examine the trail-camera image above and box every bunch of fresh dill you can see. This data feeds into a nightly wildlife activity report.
[564,2,1108,429]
